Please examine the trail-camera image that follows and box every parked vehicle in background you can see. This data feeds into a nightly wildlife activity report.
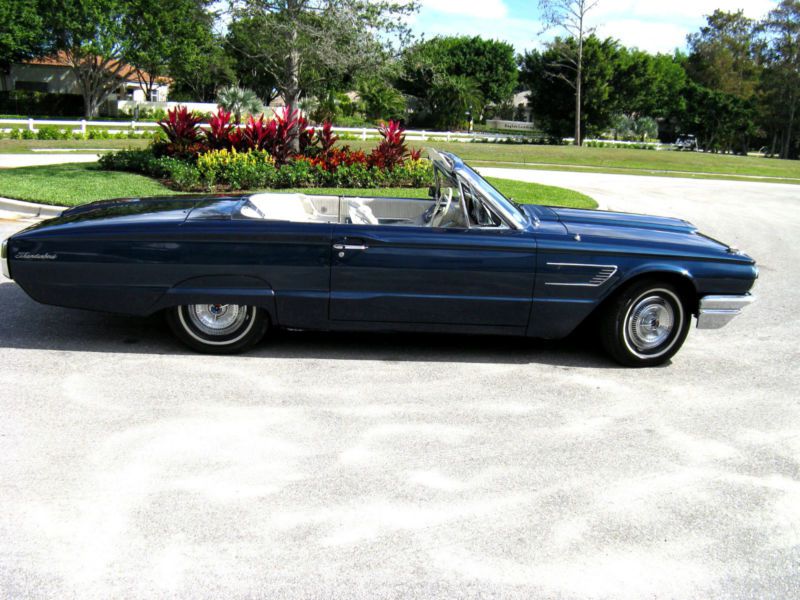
[675,134,699,151]
[1,150,757,367]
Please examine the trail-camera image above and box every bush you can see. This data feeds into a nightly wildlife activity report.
[36,126,69,140]
[102,119,432,192]
[0,91,83,117]
[197,148,277,189]
[87,128,111,140]
[165,160,201,190]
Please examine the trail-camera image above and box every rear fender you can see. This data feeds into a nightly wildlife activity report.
[150,275,277,321]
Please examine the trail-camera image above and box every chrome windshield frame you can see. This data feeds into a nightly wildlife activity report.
[429,149,530,230]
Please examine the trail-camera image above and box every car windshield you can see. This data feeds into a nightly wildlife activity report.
[458,164,529,228]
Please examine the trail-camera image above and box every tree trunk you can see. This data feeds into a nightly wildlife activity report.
[574,32,583,146]
[782,98,796,160]
[283,0,302,154]
[285,47,301,153]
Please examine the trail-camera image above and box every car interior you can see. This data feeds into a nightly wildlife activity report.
[238,172,508,230]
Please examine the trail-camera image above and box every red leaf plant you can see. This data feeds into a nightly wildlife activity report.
[309,147,368,172]
[242,114,276,151]
[298,113,316,154]
[369,120,408,169]
[205,108,235,150]
[158,106,203,156]
[268,106,301,165]
[316,121,339,154]
[227,127,246,151]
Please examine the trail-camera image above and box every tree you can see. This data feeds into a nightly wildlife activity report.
[683,10,763,153]
[398,36,517,127]
[43,0,131,117]
[428,74,483,129]
[538,0,601,145]
[217,84,263,123]
[356,77,406,121]
[687,10,762,101]
[613,49,687,120]
[225,16,280,105]
[228,0,416,150]
[679,81,756,153]
[521,35,621,140]
[168,34,235,102]
[761,0,800,159]
[0,0,47,90]
[123,0,216,100]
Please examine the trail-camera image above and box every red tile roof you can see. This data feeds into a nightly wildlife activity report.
[24,51,171,85]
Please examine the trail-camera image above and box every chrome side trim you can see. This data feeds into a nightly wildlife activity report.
[697,294,755,329]
[545,262,618,287]
[1,239,10,280]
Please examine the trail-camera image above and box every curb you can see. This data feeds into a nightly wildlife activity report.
[0,197,67,218]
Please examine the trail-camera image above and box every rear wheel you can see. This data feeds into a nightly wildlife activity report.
[167,304,268,354]
[600,280,691,367]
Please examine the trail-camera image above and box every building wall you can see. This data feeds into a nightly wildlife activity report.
[7,64,79,94]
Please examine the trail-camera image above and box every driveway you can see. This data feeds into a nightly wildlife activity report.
[1,171,798,599]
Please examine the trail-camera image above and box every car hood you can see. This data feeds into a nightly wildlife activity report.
[527,205,753,263]
[549,207,697,235]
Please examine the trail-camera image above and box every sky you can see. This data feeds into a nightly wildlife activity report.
[408,0,778,54]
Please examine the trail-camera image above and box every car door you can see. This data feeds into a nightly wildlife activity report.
[328,219,537,329]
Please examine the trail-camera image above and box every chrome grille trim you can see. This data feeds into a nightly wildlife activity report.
[544,262,618,287]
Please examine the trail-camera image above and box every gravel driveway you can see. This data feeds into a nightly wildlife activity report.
[1,170,798,599]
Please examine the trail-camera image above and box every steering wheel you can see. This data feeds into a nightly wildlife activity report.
[430,187,452,227]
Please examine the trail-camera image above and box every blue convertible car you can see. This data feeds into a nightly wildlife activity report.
[1,150,757,366]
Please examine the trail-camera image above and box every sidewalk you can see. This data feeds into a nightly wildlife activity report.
[0,154,100,168]
[0,196,66,221]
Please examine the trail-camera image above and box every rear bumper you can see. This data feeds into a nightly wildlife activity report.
[1,238,9,280]
[697,294,754,329]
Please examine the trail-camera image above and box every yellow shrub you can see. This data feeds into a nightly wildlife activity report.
[197,148,275,175]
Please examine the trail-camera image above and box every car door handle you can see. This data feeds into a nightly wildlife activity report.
[333,243,368,251]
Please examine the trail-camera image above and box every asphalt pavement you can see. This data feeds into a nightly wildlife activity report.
[1,170,798,599]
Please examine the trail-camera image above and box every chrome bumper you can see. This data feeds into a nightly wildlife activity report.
[1,238,9,280]
[697,294,754,329]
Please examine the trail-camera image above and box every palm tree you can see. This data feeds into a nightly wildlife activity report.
[429,74,483,130]
[216,85,264,123]
[357,79,407,122]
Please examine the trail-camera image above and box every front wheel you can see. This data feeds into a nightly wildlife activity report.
[600,281,691,367]
[166,304,268,354]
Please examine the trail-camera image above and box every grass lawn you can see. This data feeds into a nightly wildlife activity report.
[0,139,151,153]
[345,141,800,182]
[0,162,597,209]
[1,137,797,182]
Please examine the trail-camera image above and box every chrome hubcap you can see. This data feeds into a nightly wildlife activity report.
[187,304,248,337]
[627,295,674,351]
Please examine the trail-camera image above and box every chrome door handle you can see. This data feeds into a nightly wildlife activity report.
[333,244,368,251]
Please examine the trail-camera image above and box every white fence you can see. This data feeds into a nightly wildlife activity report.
[0,118,521,143]
[116,100,220,116]
[0,118,673,149]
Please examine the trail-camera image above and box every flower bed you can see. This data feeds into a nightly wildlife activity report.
[99,106,432,192]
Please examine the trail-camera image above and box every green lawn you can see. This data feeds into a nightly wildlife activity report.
[348,141,800,182]
[0,162,597,209]
[1,138,798,182]
[0,139,150,153]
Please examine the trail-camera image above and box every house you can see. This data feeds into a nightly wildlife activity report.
[1,52,170,110]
